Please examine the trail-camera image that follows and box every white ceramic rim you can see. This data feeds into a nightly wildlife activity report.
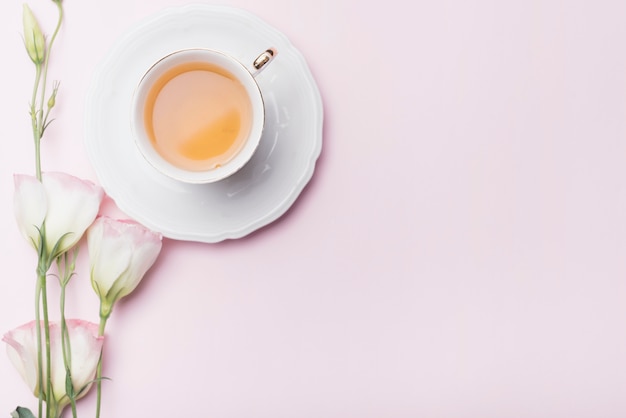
[131,48,265,184]
[84,4,323,243]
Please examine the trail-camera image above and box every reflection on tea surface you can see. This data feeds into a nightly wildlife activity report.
[144,61,252,171]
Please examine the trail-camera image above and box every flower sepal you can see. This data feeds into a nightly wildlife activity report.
[10,407,36,418]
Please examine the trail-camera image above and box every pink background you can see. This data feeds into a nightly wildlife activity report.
[2,0,626,416]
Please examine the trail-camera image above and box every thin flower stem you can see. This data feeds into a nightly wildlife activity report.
[98,316,107,337]
[35,275,44,418]
[31,1,63,181]
[40,271,53,418]
[47,402,59,418]
[34,133,42,182]
[30,64,42,114]
[30,64,42,181]
[29,49,44,414]
[59,253,79,418]
[37,2,63,134]
[95,315,108,418]
[60,285,78,418]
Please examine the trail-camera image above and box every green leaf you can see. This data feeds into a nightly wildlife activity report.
[11,407,36,418]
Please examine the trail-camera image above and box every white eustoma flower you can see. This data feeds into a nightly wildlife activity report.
[87,216,162,317]
[14,172,104,259]
[3,320,104,409]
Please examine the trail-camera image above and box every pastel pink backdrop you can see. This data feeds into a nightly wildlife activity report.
[1,0,626,417]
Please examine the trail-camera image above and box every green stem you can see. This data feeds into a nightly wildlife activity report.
[60,284,78,418]
[40,271,53,418]
[95,315,108,418]
[38,1,63,132]
[47,402,59,418]
[30,64,42,114]
[30,64,42,181]
[59,252,79,418]
[32,1,63,180]
[35,274,44,418]
[98,316,107,338]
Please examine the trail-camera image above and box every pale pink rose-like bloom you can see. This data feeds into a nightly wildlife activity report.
[88,216,162,316]
[13,172,103,258]
[2,320,104,407]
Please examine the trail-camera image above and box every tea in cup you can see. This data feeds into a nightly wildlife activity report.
[131,48,276,183]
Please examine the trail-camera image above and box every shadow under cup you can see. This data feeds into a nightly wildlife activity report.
[131,48,269,184]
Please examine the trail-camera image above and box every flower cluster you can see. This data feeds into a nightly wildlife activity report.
[7,173,162,418]
[4,320,104,415]
[5,3,163,418]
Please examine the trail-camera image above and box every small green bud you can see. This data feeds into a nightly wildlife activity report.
[22,4,46,64]
[47,81,60,109]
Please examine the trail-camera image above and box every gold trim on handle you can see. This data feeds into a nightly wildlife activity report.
[253,48,277,71]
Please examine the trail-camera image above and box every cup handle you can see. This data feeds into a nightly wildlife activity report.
[251,48,277,77]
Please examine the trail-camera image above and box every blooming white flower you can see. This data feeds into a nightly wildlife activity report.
[87,216,162,317]
[14,172,104,260]
[3,320,104,409]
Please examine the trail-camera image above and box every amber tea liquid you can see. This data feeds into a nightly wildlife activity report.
[143,61,252,172]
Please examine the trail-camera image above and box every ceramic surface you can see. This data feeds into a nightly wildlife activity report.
[84,4,323,242]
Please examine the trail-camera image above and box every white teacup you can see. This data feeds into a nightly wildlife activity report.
[131,48,276,183]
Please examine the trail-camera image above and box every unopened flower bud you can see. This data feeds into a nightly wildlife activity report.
[22,4,46,64]
[47,81,60,109]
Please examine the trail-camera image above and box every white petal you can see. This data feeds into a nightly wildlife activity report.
[3,321,42,397]
[88,217,132,297]
[42,172,103,255]
[120,237,162,298]
[65,320,103,399]
[13,174,47,250]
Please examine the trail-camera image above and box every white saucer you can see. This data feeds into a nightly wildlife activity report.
[84,4,323,243]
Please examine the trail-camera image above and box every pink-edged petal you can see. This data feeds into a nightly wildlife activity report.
[88,217,132,298]
[111,219,162,298]
[88,217,162,308]
[66,320,103,397]
[3,320,42,397]
[42,172,103,255]
[3,320,103,405]
[13,174,47,250]
[50,320,103,402]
